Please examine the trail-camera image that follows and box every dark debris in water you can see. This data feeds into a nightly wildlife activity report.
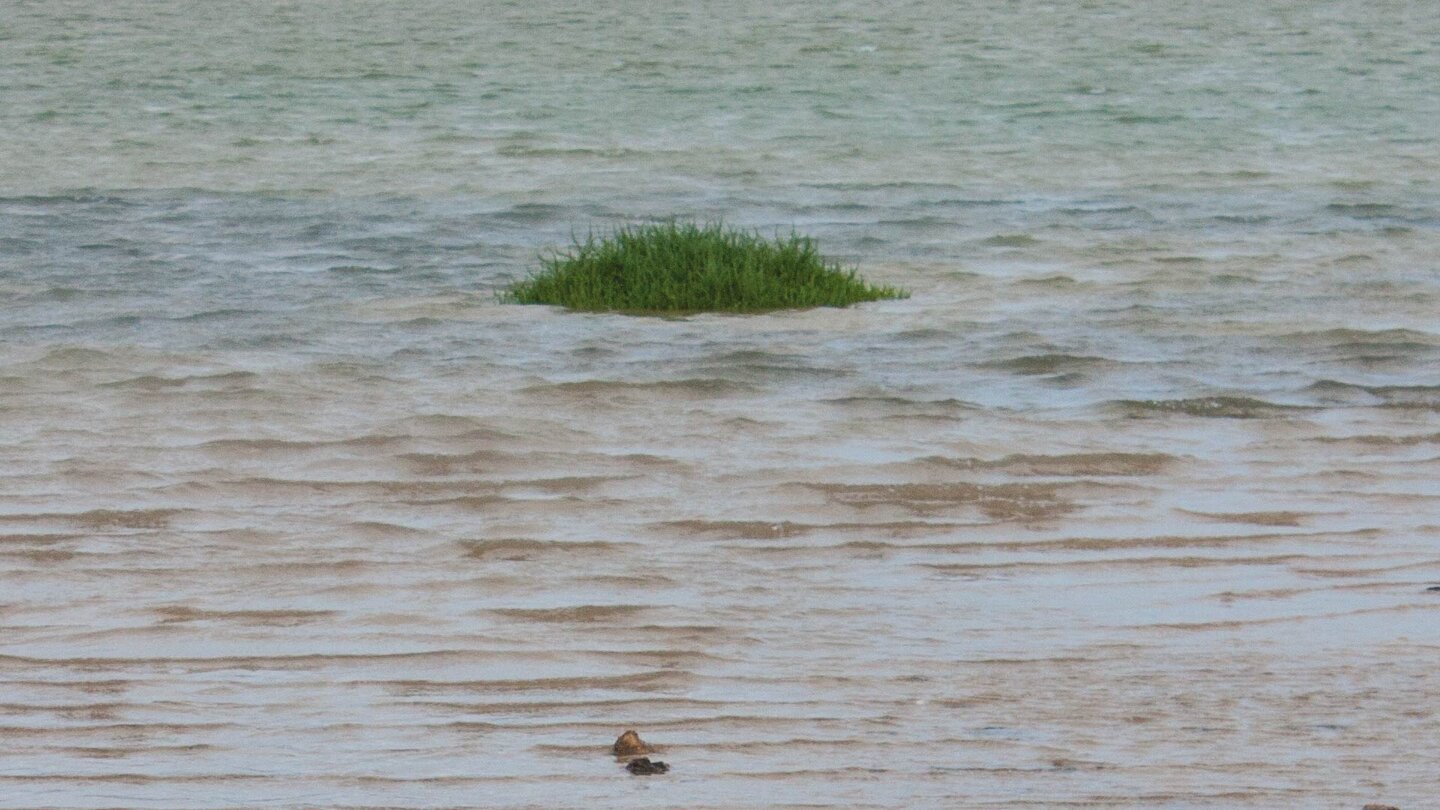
[613,730,669,775]
[625,757,670,775]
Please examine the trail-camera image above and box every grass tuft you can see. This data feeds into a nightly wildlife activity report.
[503,222,907,314]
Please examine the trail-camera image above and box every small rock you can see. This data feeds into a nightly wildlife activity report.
[1363,804,1400,810]
[1425,585,1440,592]
[612,729,654,758]
[626,757,669,775]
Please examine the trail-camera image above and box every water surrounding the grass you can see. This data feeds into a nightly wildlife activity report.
[2,1,1437,807]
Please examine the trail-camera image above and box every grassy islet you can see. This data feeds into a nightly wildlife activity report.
[504,222,907,314]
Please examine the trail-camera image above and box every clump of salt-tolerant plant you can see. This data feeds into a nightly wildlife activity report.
[503,222,907,314]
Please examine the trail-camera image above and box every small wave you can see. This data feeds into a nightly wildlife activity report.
[397,450,531,476]
[1110,396,1310,419]
[459,538,632,561]
[227,558,376,577]
[1180,510,1312,527]
[978,353,1115,375]
[1,548,77,563]
[489,605,651,623]
[100,371,259,391]
[169,308,254,322]
[1142,604,1428,632]
[1110,113,1184,125]
[0,649,521,671]
[0,532,80,546]
[585,574,679,588]
[923,553,1317,575]
[1310,432,1440,447]
[881,327,952,341]
[686,521,963,543]
[978,233,1041,247]
[199,436,399,453]
[503,475,626,494]
[936,197,1023,208]
[70,509,183,530]
[32,347,117,367]
[347,521,427,538]
[0,772,266,783]
[496,145,647,159]
[747,528,1352,556]
[1325,202,1405,219]
[386,414,519,438]
[398,493,511,510]
[1280,327,1439,350]
[522,378,757,398]
[1212,214,1274,225]
[671,737,901,754]
[0,237,42,254]
[153,606,339,626]
[1011,274,1080,287]
[0,722,239,739]
[703,349,801,364]
[803,181,963,193]
[1056,205,1143,216]
[804,481,1074,521]
[416,696,729,715]
[514,713,848,735]
[692,361,847,382]
[658,520,813,538]
[877,215,950,227]
[48,743,218,760]
[489,202,569,223]
[372,669,688,694]
[821,395,977,414]
[0,193,141,208]
[326,264,400,274]
[1011,529,1378,552]
[924,452,1176,477]
[1305,379,1440,409]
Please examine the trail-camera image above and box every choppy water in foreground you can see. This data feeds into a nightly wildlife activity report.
[2,1,1438,808]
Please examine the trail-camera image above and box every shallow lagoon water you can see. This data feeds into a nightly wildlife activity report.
[2,1,1438,807]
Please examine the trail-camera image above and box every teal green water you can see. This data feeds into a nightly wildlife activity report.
[1,2,1437,808]
[5,0,1438,196]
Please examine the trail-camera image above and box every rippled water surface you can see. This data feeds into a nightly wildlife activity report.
[2,1,1438,808]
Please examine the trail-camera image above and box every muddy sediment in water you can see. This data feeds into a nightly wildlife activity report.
[2,0,1438,807]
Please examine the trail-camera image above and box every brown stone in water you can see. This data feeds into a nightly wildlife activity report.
[1362,804,1400,810]
[612,729,654,758]
[626,757,669,775]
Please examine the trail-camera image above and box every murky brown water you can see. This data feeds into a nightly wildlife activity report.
[4,0,1440,807]
[4,284,1437,808]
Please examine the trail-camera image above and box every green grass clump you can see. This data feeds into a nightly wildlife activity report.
[503,222,907,314]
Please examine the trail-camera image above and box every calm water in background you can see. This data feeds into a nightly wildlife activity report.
[2,1,1438,807]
